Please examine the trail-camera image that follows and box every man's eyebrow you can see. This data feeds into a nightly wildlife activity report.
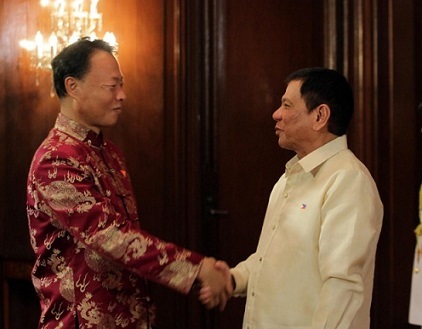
[109,76,125,83]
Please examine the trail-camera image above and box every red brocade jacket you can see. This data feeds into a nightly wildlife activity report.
[27,114,204,329]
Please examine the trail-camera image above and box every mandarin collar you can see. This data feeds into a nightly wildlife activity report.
[55,113,104,148]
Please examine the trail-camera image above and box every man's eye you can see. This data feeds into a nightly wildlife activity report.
[102,84,117,90]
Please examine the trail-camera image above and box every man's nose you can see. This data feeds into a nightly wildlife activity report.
[117,88,126,101]
[272,107,282,121]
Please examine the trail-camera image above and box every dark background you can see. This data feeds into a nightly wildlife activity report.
[0,0,421,328]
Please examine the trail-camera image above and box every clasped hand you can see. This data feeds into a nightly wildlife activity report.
[197,258,233,311]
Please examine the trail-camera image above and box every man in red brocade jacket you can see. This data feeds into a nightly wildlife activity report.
[26,38,230,329]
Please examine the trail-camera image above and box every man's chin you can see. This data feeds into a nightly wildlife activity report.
[277,138,286,149]
[278,139,293,152]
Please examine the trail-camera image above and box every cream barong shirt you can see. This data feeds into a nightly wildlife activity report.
[231,135,383,329]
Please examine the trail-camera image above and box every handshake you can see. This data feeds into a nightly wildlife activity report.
[196,257,234,311]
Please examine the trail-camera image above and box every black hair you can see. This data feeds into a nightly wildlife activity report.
[51,37,116,99]
[285,67,354,136]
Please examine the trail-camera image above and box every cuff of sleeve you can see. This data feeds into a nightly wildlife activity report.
[230,268,247,297]
[189,258,204,294]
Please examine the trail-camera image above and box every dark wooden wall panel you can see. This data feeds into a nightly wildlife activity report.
[0,0,6,257]
[374,1,418,328]
[0,0,421,329]
[416,0,422,189]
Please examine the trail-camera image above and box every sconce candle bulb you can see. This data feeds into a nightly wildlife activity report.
[20,0,117,72]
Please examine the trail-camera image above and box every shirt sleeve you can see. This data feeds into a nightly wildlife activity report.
[231,254,255,297]
[28,142,204,295]
[313,170,382,328]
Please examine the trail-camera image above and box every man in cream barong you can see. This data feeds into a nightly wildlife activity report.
[409,184,422,328]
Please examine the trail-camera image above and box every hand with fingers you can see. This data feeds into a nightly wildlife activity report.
[198,259,233,310]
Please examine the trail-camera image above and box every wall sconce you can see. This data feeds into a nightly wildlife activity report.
[20,0,117,84]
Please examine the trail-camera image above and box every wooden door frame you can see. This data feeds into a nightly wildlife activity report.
[163,0,224,327]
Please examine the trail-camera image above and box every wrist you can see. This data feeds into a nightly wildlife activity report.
[190,279,201,294]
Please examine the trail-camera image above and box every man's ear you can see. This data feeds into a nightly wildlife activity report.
[313,104,331,131]
[64,77,79,98]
